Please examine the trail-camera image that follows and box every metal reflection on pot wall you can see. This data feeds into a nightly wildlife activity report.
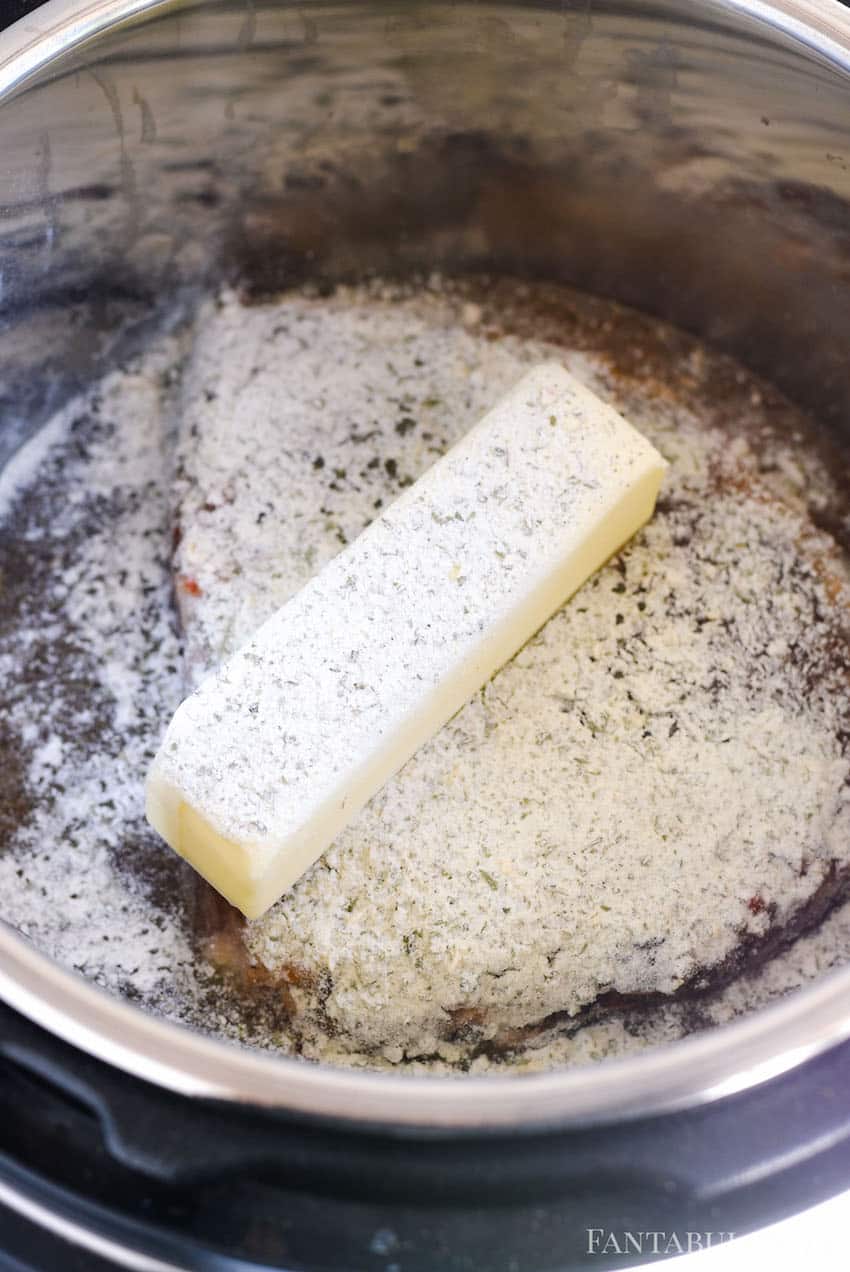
[2,0,850,454]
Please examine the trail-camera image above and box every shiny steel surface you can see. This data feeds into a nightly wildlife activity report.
[2,916,850,1129]
[2,0,850,1128]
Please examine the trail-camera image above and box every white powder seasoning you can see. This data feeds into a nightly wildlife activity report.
[172,281,850,1062]
[3,277,850,1071]
[0,336,201,1014]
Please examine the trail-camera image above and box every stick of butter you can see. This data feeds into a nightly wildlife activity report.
[146,363,667,917]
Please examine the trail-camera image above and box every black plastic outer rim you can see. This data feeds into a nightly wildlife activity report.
[1,999,850,1271]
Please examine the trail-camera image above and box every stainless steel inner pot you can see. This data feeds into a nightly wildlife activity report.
[2,0,850,1131]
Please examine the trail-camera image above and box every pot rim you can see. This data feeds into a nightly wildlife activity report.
[2,0,850,1130]
[2,918,850,1129]
[3,0,850,102]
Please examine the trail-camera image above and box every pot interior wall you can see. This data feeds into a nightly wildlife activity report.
[2,0,850,460]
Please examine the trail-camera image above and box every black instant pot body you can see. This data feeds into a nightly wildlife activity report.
[4,0,850,1268]
[1,999,850,1271]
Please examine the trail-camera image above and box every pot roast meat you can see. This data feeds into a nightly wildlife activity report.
[170,277,850,1065]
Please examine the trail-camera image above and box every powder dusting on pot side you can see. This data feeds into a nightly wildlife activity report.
[0,340,199,1013]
